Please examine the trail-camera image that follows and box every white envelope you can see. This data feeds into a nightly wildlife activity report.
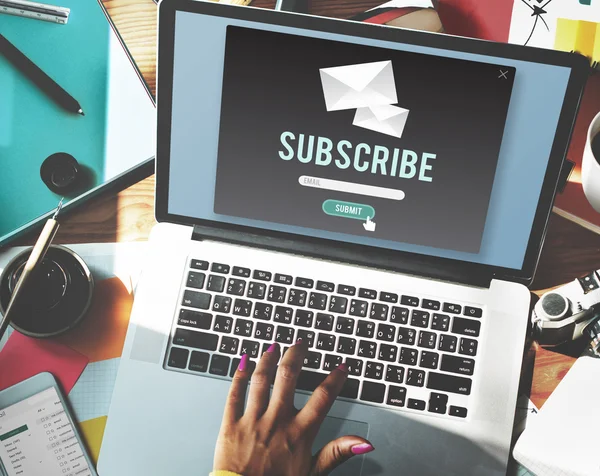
[353,104,410,138]
[319,60,398,112]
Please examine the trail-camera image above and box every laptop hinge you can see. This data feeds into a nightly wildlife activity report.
[191,225,493,288]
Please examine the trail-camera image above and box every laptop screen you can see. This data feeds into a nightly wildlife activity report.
[166,10,572,272]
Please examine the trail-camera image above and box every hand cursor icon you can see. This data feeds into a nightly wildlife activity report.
[363,216,376,232]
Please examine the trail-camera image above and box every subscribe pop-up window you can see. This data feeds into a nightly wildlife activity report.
[214,26,515,253]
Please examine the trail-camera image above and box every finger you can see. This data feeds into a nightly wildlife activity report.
[311,436,374,476]
[222,353,252,423]
[245,342,280,418]
[296,362,348,432]
[268,339,307,414]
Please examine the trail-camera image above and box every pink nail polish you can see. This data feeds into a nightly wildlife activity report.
[267,343,278,353]
[238,353,248,372]
[296,338,303,345]
[337,363,348,373]
[351,443,374,455]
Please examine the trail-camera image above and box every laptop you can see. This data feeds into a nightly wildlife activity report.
[98,1,588,475]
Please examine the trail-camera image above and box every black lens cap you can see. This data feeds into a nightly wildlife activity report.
[41,153,80,194]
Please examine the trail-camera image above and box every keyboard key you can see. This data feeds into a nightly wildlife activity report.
[275,326,295,345]
[451,317,481,337]
[315,313,334,331]
[211,263,230,274]
[385,365,405,384]
[390,306,409,324]
[378,344,397,362]
[303,351,322,369]
[323,354,343,371]
[232,266,251,278]
[240,339,260,358]
[443,302,462,314]
[370,303,389,321]
[167,347,188,369]
[253,302,273,321]
[209,354,230,376]
[213,295,232,313]
[233,299,252,317]
[288,289,307,307]
[440,355,475,376]
[296,370,359,399]
[400,295,419,307]
[428,392,448,414]
[338,284,356,296]
[449,406,468,418]
[399,347,418,366]
[349,299,368,317]
[431,313,450,331]
[418,331,437,349]
[427,372,472,395]
[419,351,439,369]
[182,290,211,310]
[227,278,246,296]
[396,327,416,345]
[357,340,377,359]
[234,319,253,337]
[274,273,293,285]
[422,299,440,311]
[356,320,375,338]
[345,358,363,377]
[248,282,267,299]
[410,310,430,328]
[359,288,377,299]
[188,351,209,372]
[365,361,384,380]
[207,275,226,292]
[464,306,482,318]
[219,336,240,355]
[173,329,218,351]
[438,334,457,353]
[190,259,208,270]
[387,385,406,407]
[255,322,274,341]
[376,323,395,342]
[406,368,425,387]
[296,277,314,288]
[297,329,315,348]
[316,280,334,292]
[308,292,328,311]
[380,292,398,303]
[459,338,478,356]
[407,398,426,411]
[337,336,357,355]
[187,271,205,289]
[316,334,336,351]
[295,309,314,327]
[213,315,233,333]
[329,296,348,313]
[267,285,287,303]
[230,358,256,378]
[274,306,293,324]
[336,316,355,335]
[360,381,386,403]
[253,270,272,281]
[178,310,212,330]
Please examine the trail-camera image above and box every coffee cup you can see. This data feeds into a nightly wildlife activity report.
[582,111,600,213]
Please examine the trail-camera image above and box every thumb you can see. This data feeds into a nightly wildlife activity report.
[311,436,374,476]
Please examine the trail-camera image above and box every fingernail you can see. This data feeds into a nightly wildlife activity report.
[296,338,303,345]
[238,353,248,372]
[337,363,348,373]
[267,343,278,353]
[351,443,374,455]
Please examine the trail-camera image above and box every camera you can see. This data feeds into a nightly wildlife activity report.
[532,270,600,354]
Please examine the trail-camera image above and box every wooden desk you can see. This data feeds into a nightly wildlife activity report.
[16,0,600,410]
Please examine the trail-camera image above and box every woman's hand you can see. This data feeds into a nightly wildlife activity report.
[213,339,374,475]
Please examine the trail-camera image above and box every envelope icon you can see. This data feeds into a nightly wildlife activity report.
[353,104,410,139]
[319,60,398,112]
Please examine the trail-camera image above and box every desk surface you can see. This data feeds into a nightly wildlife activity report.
[14,0,600,410]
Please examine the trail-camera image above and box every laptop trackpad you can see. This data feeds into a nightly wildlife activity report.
[312,416,369,476]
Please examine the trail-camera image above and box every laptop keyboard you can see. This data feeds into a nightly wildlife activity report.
[164,258,483,420]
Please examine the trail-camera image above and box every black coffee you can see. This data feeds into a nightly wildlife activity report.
[592,132,600,165]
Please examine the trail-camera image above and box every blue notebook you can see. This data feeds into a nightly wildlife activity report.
[0,0,156,244]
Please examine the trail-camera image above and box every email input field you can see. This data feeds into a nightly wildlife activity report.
[298,175,405,200]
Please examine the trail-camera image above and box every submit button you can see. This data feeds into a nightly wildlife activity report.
[322,200,375,220]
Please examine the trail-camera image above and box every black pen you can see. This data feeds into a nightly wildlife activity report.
[0,34,84,115]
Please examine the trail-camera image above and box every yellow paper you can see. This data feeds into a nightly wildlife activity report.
[79,416,108,466]
[555,19,599,61]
